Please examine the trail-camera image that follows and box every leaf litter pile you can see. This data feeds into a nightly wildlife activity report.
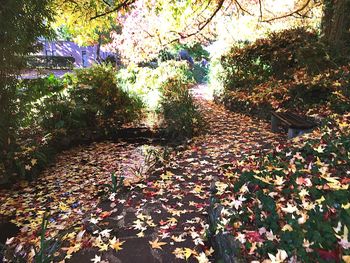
[2,85,349,262]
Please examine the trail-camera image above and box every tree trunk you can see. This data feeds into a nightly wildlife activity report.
[322,0,350,53]
[96,33,102,63]
[0,77,16,184]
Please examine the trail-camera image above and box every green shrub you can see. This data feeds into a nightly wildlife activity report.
[160,76,202,139]
[38,65,144,132]
[220,27,331,92]
[3,65,145,182]
[215,27,350,118]
[72,64,144,128]
[172,42,209,61]
[192,63,209,84]
[117,60,202,139]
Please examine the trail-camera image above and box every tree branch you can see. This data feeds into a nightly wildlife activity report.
[258,0,263,20]
[234,0,253,16]
[261,0,312,22]
[167,0,225,44]
[102,0,112,7]
[90,0,136,20]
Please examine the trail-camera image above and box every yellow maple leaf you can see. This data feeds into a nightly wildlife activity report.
[160,171,174,180]
[342,203,350,209]
[59,202,69,212]
[315,157,325,166]
[184,248,195,260]
[338,122,349,128]
[313,145,325,153]
[167,217,178,225]
[137,231,145,237]
[281,224,293,232]
[149,238,167,250]
[193,185,202,194]
[343,255,350,263]
[64,243,81,255]
[109,237,125,252]
[98,243,109,251]
[273,176,285,186]
[315,196,325,204]
[281,203,298,214]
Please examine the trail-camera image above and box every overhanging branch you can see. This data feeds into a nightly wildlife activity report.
[167,0,225,44]
[234,0,253,16]
[90,0,136,20]
[261,0,312,22]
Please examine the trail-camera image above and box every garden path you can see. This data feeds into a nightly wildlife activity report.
[67,84,284,262]
[0,84,284,262]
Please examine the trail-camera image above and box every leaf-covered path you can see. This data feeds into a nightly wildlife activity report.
[1,85,284,262]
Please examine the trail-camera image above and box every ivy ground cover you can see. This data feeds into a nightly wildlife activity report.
[214,114,350,262]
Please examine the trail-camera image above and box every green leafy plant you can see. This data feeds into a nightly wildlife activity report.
[34,211,61,263]
[0,0,53,184]
[3,64,147,183]
[116,60,202,139]
[220,27,332,93]
[102,172,125,194]
[160,76,203,140]
[215,27,350,120]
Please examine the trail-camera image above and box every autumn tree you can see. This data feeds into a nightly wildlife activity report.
[52,0,349,54]
[0,0,54,182]
[106,0,323,63]
[52,0,134,45]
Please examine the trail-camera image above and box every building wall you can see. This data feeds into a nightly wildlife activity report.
[38,41,113,68]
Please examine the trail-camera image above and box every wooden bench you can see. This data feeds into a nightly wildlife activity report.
[271,111,317,138]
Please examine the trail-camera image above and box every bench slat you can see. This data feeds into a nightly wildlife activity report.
[271,111,316,129]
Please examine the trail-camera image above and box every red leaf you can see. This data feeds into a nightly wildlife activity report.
[316,248,339,262]
[245,231,264,242]
[100,211,112,218]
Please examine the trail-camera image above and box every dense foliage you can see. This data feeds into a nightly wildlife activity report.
[3,62,201,183]
[213,27,350,119]
[40,65,143,132]
[221,28,331,89]
[159,70,203,140]
[3,65,143,182]
[117,60,203,139]
[0,0,54,183]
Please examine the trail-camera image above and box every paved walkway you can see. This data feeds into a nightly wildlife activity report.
[0,85,283,262]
